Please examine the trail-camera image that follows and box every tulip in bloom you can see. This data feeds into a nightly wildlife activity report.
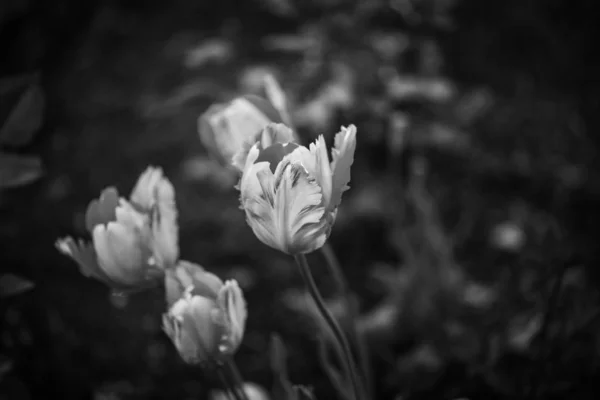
[163,275,247,366]
[237,123,357,254]
[198,94,286,167]
[56,167,179,292]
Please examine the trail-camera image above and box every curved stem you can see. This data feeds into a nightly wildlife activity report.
[321,243,348,295]
[321,243,373,400]
[225,359,250,400]
[295,253,362,400]
[216,367,238,400]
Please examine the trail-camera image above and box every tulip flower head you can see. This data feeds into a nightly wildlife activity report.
[163,273,247,366]
[56,167,179,292]
[198,95,285,167]
[237,123,357,254]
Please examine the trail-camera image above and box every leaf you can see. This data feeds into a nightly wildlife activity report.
[0,73,45,147]
[0,274,35,298]
[0,152,43,189]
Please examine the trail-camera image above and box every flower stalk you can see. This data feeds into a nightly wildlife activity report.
[320,243,372,400]
[223,359,250,400]
[295,253,362,400]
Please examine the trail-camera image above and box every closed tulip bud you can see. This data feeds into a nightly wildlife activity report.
[237,123,357,254]
[210,382,270,400]
[56,167,179,292]
[198,95,286,168]
[163,277,247,365]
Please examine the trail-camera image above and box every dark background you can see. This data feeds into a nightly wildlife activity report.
[1,0,600,399]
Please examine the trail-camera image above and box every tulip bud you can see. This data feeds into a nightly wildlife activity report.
[163,273,247,365]
[198,95,284,168]
[163,289,222,365]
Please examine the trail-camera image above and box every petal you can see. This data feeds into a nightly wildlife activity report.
[258,123,295,149]
[187,296,221,360]
[56,237,107,281]
[84,187,120,233]
[329,125,357,209]
[308,135,333,208]
[239,144,269,200]
[115,200,149,232]
[232,123,295,173]
[166,261,223,306]
[217,280,247,355]
[242,166,280,250]
[242,159,328,254]
[273,162,327,254]
[129,166,175,213]
[93,223,144,285]
[203,96,276,166]
[150,190,179,269]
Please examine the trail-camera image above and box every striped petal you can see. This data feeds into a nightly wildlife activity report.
[242,158,327,254]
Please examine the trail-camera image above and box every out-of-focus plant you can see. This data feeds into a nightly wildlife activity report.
[198,94,288,169]
[0,273,34,299]
[0,72,45,196]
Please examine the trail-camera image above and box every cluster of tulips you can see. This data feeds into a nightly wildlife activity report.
[56,77,371,400]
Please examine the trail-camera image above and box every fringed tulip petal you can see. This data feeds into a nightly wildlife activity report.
[330,125,357,209]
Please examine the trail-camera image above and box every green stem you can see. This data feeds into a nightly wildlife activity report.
[295,253,362,400]
[321,243,373,400]
[224,359,250,400]
[216,367,238,400]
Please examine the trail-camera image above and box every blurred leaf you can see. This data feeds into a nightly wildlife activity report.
[316,335,350,400]
[257,0,297,17]
[263,73,292,126]
[0,354,13,381]
[0,152,43,189]
[0,274,35,298]
[292,385,317,400]
[269,334,295,400]
[0,73,45,147]
[183,38,233,69]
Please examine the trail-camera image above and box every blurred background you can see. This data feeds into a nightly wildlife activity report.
[1,0,599,398]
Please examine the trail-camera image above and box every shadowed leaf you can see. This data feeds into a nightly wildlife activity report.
[0,152,43,189]
[0,274,35,298]
[0,73,45,147]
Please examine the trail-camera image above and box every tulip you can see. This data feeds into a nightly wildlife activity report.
[163,265,246,365]
[198,94,287,167]
[56,167,179,292]
[237,123,357,254]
